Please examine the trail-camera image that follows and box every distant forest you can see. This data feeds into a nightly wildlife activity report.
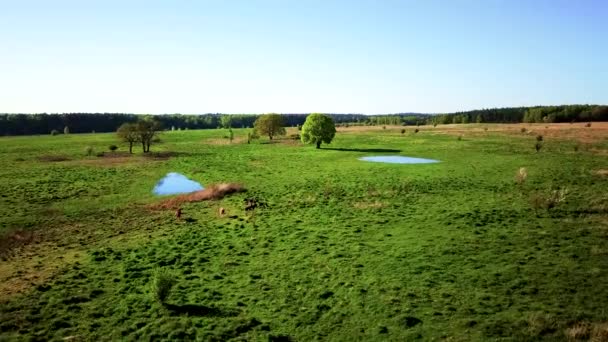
[435,104,608,125]
[0,105,606,136]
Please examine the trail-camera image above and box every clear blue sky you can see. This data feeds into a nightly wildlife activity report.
[1,0,606,114]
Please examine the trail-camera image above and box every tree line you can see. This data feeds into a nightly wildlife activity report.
[434,105,608,125]
[0,112,428,136]
[1,105,606,136]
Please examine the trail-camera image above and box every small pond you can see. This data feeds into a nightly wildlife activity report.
[359,156,440,164]
[153,172,204,195]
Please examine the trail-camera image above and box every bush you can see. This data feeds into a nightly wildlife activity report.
[535,142,543,152]
[400,129,406,134]
[50,129,59,136]
[109,145,118,152]
[536,135,543,142]
[457,135,463,141]
[152,269,176,303]
[96,152,105,157]
[414,128,419,133]
[530,188,568,211]
[382,126,386,130]
[289,133,301,140]
[85,146,94,156]
[585,122,592,127]
[521,127,527,133]
[515,167,528,185]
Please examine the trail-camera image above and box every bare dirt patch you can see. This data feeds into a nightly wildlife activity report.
[151,183,246,209]
[564,321,608,341]
[594,169,608,176]
[434,122,608,144]
[337,123,608,144]
[205,137,247,145]
[353,201,387,209]
[0,230,39,258]
[38,155,71,162]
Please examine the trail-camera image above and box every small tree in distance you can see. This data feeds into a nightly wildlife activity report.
[301,113,336,149]
[254,113,286,140]
[64,126,70,134]
[117,123,139,154]
[136,119,162,153]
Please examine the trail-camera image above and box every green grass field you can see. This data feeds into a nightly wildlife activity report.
[1,125,607,341]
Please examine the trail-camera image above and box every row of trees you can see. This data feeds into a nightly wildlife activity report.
[435,105,608,124]
[113,113,337,153]
[250,113,336,148]
[0,112,429,136]
[1,105,606,136]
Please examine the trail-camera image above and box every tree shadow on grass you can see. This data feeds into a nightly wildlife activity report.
[322,147,402,153]
[165,303,240,317]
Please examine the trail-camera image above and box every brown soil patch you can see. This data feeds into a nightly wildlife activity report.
[565,321,608,341]
[0,230,39,257]
[336,122,608,143]
[38,155,71,162]
[435,122,608,143]
[595,169,608,176]
[152,183,246,209]
[77,156,139,167]
[205,137,247,145]
[353,201,387,209]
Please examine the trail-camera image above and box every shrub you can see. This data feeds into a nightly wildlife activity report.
[152,269,176,304]
[109,145,118,152]
[382,126,386,130]
[414,128,419,133]
[573,144,579,152]
[433,123,438,127]
[535,142,543,152]
[50,129,59,136]
[85,146,94,156]
[585,122,592,127]
[400,129,406,134]
[289,133,301,140]
[521,127,527,133]
[530,188,568,211]
[457,135,463,141]
[96,152,105,157]
[536,135,543,142]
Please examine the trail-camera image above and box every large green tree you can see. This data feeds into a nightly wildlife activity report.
[301,113,336,149]
[253,113,286,140]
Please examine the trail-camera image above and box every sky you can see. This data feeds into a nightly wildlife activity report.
[0,0,606,114]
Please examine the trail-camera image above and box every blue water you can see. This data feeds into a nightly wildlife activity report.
[153,172,204,195]
[359,156,440,164]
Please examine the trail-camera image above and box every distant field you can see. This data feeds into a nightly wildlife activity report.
[1,123,607,341]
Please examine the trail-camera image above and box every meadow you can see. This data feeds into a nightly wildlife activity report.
[1,123,607,341]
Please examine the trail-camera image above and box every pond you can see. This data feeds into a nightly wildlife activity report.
[359,156,440,164]
[153,172,204,195]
